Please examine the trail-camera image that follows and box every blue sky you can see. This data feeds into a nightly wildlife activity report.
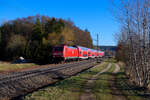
[0,0,119,46]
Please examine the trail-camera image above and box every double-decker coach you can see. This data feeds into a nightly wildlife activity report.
[75,46,88,60]
[98,51,101,57]
[87,49,92,59]
[100,51,104,57]
[89,49,96,58]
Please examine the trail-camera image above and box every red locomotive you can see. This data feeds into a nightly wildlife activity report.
[52,45,104,62]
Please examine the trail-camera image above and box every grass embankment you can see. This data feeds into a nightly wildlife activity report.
[0,62,36,72]
[116,64,147,100]
[23,61,109,100]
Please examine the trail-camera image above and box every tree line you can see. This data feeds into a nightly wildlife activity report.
[113,0,150,88]
[0,15,93,62]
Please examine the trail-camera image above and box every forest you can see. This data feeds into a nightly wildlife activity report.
[0,15,93,62]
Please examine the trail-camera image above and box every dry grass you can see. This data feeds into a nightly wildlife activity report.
[0,63,36,72]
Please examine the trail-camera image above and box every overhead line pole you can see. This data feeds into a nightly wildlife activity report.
[97,34,99,51]
[97,34,99,63]
[93,33,99,63]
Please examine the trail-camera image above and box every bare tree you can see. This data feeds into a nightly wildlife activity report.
[113,0,150,88]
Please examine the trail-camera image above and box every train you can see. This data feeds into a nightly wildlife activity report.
[52,44,104,62]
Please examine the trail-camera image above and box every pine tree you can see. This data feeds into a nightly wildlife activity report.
[44,18,65,38]
[29,18,43,59]
[31,18,43,42]
[0,27,2,45]
[0,27,2,59]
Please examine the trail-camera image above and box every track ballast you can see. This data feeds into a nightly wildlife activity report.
[0,59,99,100]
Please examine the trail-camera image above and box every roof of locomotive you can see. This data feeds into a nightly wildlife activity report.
[67,46,77,49]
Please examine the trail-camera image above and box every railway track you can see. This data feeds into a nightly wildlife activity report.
[0,59,99,99]
[0,61,88,82]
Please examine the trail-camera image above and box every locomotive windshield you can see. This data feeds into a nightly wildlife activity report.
[54,47,63,51]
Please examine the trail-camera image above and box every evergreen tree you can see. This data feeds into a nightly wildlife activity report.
[44,18,64,38]
[0,27,2,59]
[0,27,2,45]
[31,18,43,42]
[29,18,43,59]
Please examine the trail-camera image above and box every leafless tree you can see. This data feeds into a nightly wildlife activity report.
[113,0,150,88]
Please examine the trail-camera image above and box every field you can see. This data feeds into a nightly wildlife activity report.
[0,61,36,72]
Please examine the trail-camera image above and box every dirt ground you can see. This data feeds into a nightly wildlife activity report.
[109,64,127,100]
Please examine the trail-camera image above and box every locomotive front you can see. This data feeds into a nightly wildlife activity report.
[52,46,64,62]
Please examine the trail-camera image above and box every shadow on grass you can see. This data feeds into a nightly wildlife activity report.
[50,70,150,100]
[115,72,150,99]
[92,71,150,100]
[37,68,108,92]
